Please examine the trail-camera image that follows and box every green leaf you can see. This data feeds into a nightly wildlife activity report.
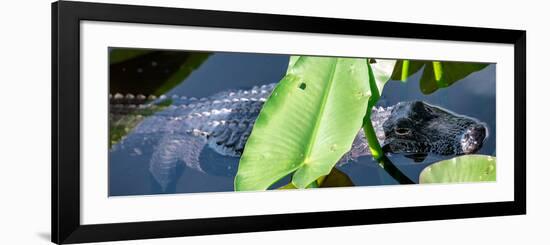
[419,155,496,184]
[368,59,398,95]
[287,56,300,72]
[390,60,424,82]
[390,60,488,94]
[362,60,414,184]
[235,56,373,190]
[362,59,395,160]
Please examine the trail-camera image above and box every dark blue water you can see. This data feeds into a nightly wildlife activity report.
[109,52,495,196]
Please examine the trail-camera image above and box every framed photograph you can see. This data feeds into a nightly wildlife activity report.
[52,1,526,244]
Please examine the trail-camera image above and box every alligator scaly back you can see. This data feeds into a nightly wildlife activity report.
[112,83,278,190]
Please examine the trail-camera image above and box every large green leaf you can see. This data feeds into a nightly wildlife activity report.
[419,155,496,184]
[235,56,374,190]
[390,60,488,94]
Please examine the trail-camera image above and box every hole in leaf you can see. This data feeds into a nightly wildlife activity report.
[299,82,307,90]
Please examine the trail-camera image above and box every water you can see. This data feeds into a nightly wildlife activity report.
[109,52,496,196]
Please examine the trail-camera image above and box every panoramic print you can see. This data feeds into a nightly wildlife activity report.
[108,48,496,196]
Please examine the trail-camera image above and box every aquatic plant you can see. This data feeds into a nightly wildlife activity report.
[420,155,496,183]
[235,56,495,190]
[234,57,376,190]
[391,60,489,94]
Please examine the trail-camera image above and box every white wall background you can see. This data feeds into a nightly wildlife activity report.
[0,0,547,244]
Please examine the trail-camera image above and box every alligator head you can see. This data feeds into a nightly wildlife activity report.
[381,101,487,161]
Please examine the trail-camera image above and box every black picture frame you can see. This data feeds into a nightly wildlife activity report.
[52,1,526,244]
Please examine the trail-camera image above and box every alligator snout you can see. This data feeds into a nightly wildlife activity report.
[381,101,488,156]
[460,123,487,154]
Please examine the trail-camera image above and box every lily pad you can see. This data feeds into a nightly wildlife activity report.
[419,155,496,184]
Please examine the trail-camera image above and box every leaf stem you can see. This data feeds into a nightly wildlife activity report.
[401,60,410,81]
[364,60,414,184]
[432,61,447,88]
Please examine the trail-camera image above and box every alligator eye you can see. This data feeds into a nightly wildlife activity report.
[395,128,411,135]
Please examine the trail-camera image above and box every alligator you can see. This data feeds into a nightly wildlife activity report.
[110,83,487,190]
